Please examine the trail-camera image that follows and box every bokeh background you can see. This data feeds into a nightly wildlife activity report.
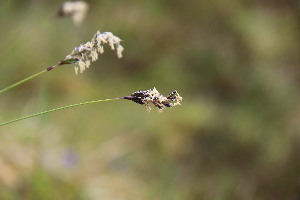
[0,0,299,199]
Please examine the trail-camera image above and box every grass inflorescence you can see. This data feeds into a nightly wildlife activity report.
[0,88,182,127]
[0,29,181,127]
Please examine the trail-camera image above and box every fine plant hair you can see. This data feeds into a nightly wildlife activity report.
[0,30,182,128]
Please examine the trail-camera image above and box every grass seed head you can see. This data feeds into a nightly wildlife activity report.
[56,1,89,26]
[123,88,183,112]
[61,31,124,74]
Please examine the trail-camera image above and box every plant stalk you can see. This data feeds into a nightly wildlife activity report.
[0,98,120,127]
[0,63,63,95]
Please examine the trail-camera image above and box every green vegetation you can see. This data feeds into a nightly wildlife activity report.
[0,0,299,199]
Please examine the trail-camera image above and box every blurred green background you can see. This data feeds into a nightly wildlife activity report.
[0,0,299,199]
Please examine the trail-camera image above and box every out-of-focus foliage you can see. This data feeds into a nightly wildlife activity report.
[0,0,299,199]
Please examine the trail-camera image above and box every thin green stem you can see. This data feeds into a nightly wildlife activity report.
[0,63,62,95]
[0,98,120,127]
[0,69,47,95]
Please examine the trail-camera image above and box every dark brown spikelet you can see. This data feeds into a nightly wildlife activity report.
[122,88,182,112]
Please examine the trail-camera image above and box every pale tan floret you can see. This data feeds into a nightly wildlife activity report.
[60,1,89,26]
[62,31,124,74]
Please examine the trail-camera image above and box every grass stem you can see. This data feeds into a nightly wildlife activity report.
[0,69,47,95]
[0,63,62,95]
[0,98,120,127]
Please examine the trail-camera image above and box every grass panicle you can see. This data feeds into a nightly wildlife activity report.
[0,88,182,127]
[55,1,89,26]
[0,30,124,95]
[123,87,183,112]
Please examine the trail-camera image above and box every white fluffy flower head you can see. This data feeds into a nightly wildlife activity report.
[58,1,89,26]
[62,31,124,75]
